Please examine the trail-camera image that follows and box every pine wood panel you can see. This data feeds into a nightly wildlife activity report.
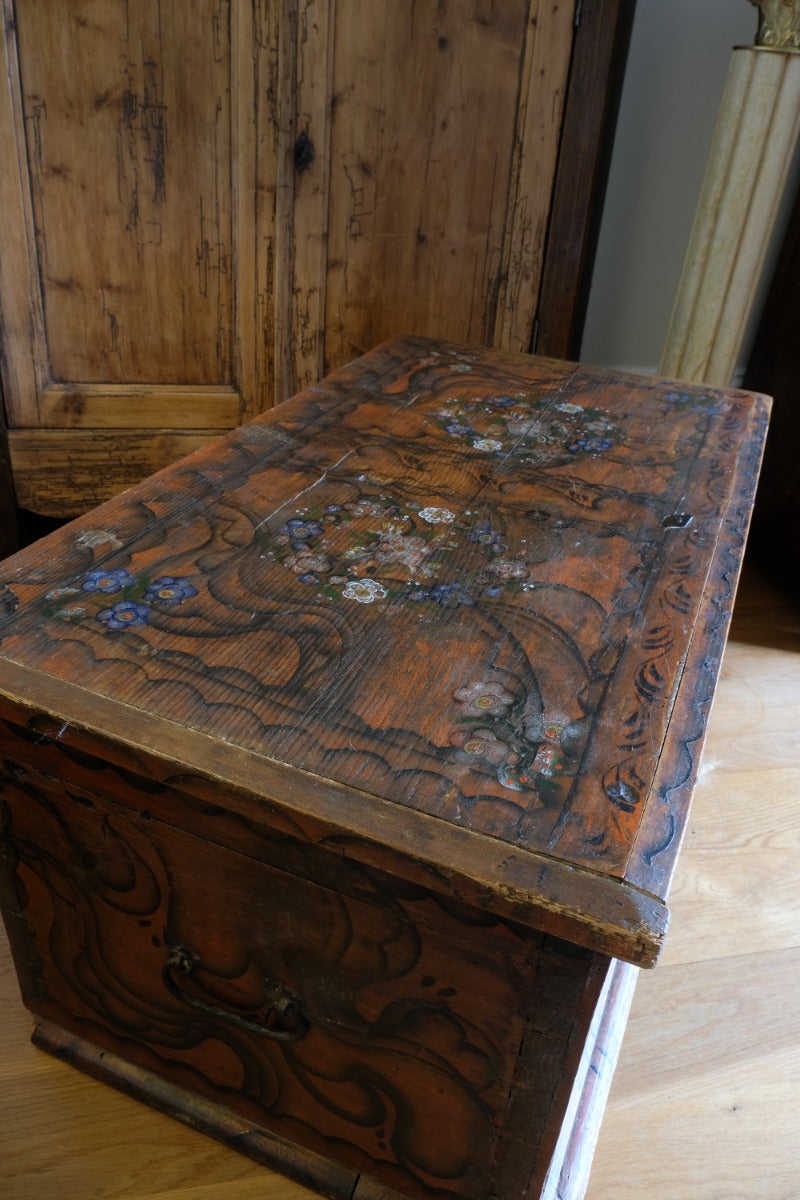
[1,0,636,521]
[14,0,234,387]
[2,559,798,1199]
[6,428,221,513]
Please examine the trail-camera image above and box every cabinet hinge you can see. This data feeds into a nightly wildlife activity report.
[574,0,583,27]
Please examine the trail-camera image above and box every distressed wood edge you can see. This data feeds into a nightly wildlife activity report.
[492,0,576,353]
[39,384,241,430]
[540,958,638,1200]
[30,1018,360,1200]
[6,428,225,517]
[0,814,43,1007]
[536,0,636,359]
[0,662,668,967]
[0,397,17,557]
[624,387,772,894]
[498,951,612,1197]
[0,0,48,425]
[291,0,334,393]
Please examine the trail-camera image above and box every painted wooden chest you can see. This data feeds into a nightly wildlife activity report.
[0,338,769,1199]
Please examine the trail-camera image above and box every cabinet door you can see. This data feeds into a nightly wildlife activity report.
[0,0,279,516]
[0,1,598,520]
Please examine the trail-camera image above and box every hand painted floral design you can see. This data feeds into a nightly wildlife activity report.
[449,727,511,765]
[453,681,515,716]
[433,391,622,465]
[660,388,722,414]
[46,586,81,601]
[285,552,332,577]
[408,582,476,609]
[75,529,123,550]
[82,568,136,594]
[97,601,150,630]
[265,495,544,610]
[57,605,87,622]
[567,436,614,455]
[45,567,201,632]
[450,675,587,795]
[467,521,505,551]
[418,507,455,524]
[342,578,387,604]
[483,558,530,581]
[144,577,199,604]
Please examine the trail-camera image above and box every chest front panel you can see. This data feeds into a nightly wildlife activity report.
[0,718,601,1200]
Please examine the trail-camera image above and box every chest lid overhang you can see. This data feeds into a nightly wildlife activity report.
[0,337,770,966]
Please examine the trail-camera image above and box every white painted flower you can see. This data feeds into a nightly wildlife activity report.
[418,507,455,525]
[472,438,503,453]
[57,606,87,621]
[342,578,387,604]
[557,402,583,415]
[75,529,123,550]
[46,586,80,601]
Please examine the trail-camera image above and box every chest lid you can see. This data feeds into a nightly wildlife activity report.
[0,338,769,965]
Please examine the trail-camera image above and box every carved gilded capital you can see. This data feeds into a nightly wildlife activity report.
[748,0,800,49]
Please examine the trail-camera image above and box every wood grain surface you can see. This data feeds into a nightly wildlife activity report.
[0,1,630,518]
[0,336,768,964]
[1,559,797,1199]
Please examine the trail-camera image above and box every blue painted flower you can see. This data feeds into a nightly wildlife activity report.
[487,395,516,408]
[428,582,476,609]
[144,577,198,605]
[566,436,614,455]
[444,421,473,436]
[282,518,323,541]
[82,568,136,594]
[662,388,719,414]
[468,521,504,549]
[96,601,150,630]
[298,572,319,584]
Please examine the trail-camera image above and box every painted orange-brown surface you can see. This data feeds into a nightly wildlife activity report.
[0,338,768,965]
[0,337,769,1199]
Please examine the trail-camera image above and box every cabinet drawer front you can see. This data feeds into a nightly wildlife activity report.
[1,764,594,1198]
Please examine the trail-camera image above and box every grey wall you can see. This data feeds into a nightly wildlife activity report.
[580,0,758,372]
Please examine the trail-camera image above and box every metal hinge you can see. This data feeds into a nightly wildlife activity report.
[574,0,583,26]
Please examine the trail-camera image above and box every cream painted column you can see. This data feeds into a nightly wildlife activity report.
[659,1,800,386]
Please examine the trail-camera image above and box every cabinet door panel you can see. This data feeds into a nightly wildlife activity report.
[18,0,233,388]
[0,0,271,439]
[321,0,573,367]
[2,0,620,522]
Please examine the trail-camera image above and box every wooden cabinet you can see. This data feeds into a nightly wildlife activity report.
[0,1,632,520]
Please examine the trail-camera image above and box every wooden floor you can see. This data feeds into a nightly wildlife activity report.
[1,556,798,1200]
